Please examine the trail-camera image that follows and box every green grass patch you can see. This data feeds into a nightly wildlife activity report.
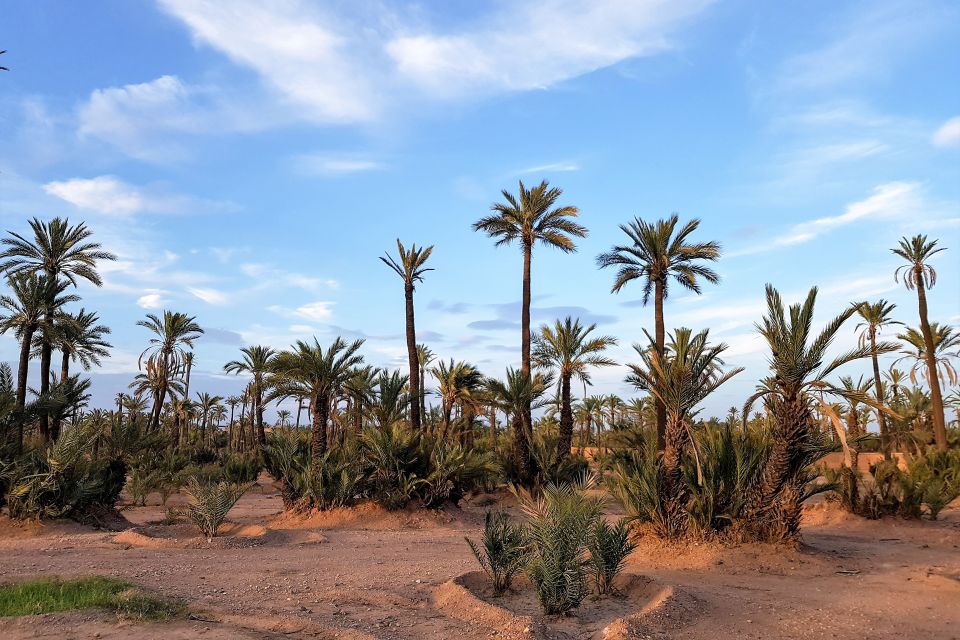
[0,576,185,620]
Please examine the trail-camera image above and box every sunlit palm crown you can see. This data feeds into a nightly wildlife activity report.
[893,234,945,290]
[380,239,435,287]
[0,275,78,339]
[596,214,720,300]
[270,336,365,397]
[896,322,960,386]
[136,311,204,370]
[0,218,115,287]
[532,316,617,383]
[485,367,555,415]
[473,180,586,250]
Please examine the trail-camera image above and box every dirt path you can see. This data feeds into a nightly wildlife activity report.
[1,478,958,639]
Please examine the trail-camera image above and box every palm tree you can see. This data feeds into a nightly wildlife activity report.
[224,345,276,446]
[596,214,720,451]
[276,409,291,428]
[137,311,204,431]
[893,235,949,451]
[181,352,195,401]
[416,343,435,423]
[532,317,617,465]
[485,368,555,481]
[381,240,433,431]
[0,217,115,439]
[226,395,240,449]
[579,396,606,447]
[854,299,901,458]
[196,392,224,443]
[473,180,586,483]
[371,369,410,430]
[896,323,959,387]
[885,367,907,401]
[626,327,742,536]
[743,285,897,541]
[270,337,365,462]
[0,274,77,416]
[342,365,378,433]
[431,359,484,441]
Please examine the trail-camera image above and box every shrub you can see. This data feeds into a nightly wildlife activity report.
[420,444,496,508]
[362,426,427,510]
[183,478,251,541]
[263,429,310,509]
[466,511,526,596]
[302,444,366,510]
[518,475,603,615]
[223,453,261,484]
[587,518,636,595]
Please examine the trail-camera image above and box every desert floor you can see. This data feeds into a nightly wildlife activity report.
[1,475,958,640]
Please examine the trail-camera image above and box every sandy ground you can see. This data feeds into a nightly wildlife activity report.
[0,474,958,639]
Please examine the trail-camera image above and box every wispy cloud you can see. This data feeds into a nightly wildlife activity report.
[730,181,923,257]
[240,263,338,292]
[188,287,230,305]
[268,301,336,323]
[932,116,960,148]
[137,291,169,309]
[293,153,383,176]
[43,175,234,216]
[516,162,580,175]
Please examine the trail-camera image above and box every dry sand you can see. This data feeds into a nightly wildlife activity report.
[0,473,957,639]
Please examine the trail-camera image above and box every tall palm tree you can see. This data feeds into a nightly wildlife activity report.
[473,180,586,483]
[893,235,949,451]
[896,323,959,388]
[270,337,365,462]
[743,285,897,541]
[431,359,484,441]
[0,274,76,415]
[885,367,907,401]
[0,217,115,439]
[276,409,291,428]
[224,345,276,446]
[416,343,435,423]
[596,214,720,451]
[854,299,901,458]
[137,311,204,431]
[381,240,433,431]
[532,317,617,465]
[371,369,410,430]
[626,327,742,536]
[226,395,240,449]
[579,395,606,447]
[342,365,379,433]
[196,392,224,443]
[181,352,195,402]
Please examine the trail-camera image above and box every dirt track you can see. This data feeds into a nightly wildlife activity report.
[1,475,958,639]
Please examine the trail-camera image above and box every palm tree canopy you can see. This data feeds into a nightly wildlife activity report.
[532,316,617,384]
[626,327,742,419]
[271,337,366,399]
[44,308,112,370]
[596,214,720,302]
[224,345,276,381]
[0,274,78,339]
[473,180,586,251]
[0,217,115,286]
[893,234,945,290]
[137,311,204,371]
[431,359,484,406]
[485,368,555,417]
[854,299,901,347]
[896,323,960,386]
[380,239,434,287]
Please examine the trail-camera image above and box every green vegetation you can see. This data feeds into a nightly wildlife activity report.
[0,576,184,620]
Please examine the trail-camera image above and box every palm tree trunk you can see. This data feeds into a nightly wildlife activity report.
[13,327,34,451]
[868,329,890,460]
[228,404,235,451]
[255,387,266,446]
[420,364,427,426]
[311,393,328,462]
[38,337,52,442]
[488,406,497,445]
[49,350,71,441]
[654,278,666,453]
[555,374,573,466]
[916,278,947,451]
[516,241,534,483]
[404,282,422,431]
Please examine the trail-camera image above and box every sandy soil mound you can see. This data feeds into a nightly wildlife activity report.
[434,570,690,639]
[270,500,478,531]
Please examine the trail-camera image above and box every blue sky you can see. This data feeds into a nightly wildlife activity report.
[1,0,958,420]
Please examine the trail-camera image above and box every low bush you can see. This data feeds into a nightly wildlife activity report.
[183,478,252,541]
[587,518,636,595]
[465,511,526,596]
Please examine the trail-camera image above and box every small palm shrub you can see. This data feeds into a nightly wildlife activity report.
[263,429,311,509]
[527,432,590,487]
[302,444,366,510]
[466,511,526,595]
[587,518,636,595]
[362,426,428,510]
[127,466,164,506]
[223,453,261,484]
[183,478,251,541]
[420,444,496,508]
[519,475,603,615]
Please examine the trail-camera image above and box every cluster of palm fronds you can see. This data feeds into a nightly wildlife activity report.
[263,426,497,512]
[826,451,960,520]
[183,478,253,541]
[467,476,636,614]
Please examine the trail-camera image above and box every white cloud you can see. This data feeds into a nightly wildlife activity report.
[517,162,580,174]
[155,0,710,123]
[932,116,960,148]
[137,291,169,309]
[293,154,383,176]
[241,263,338,291]
[731,181,922,256]
[268,301,336,323]
[188,287,230,305]
[43,175,234,216]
